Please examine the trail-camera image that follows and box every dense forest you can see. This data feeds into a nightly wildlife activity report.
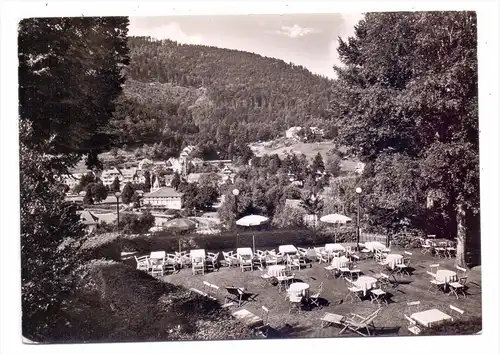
[111,37,337,159]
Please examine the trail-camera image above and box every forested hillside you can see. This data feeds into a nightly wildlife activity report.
[111,36,337,159]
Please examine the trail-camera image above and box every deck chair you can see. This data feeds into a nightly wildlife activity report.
[449,304,465,320]
[224,287,244,307]
[339,308,382,336]
[406,301,421,315]
[320,312,345,328]
[254,306,270,337]
[448,276,468,299]
[134,255,150,272]
[404,315,422,335]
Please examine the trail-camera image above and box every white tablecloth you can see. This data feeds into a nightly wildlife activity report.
[354,276,378,296]
[190,249,206,261]
[279,245,298,254]
[364,241,387,252]
[411,309,452,328]
[435,269,458,283]
[267,265,286,277]
[150,251,166,259]
[325,243,346,252]
[288,282,310,297]
[331,256,350,269]
[385,254,404,269]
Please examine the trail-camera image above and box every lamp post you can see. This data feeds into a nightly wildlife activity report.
[115,191,122,231]
[355,187,362,251]
[232,188,240,248]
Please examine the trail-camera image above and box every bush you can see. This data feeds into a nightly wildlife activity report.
[390,228,426,248]
[111,227,357,256]
[420,318,482,335]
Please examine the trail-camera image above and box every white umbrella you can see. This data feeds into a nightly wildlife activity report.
[320,214,352,243]
[236,215,269,252]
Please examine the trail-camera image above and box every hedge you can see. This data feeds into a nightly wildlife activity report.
[91,227,358,259]
[420,318,482,336]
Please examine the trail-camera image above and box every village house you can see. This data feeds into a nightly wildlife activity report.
[142,186,183,210]
[60,172,84,190]
[77,210,99,234]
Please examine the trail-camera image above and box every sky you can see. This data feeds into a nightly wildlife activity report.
[128,13,364,79]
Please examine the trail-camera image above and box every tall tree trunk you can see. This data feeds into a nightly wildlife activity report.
[455,202,467,268]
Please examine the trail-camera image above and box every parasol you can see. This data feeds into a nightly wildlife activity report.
[320,214,352,243]
[164,218,197,252]
[236,214,269,252]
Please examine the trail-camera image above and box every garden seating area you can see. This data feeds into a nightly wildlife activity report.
[130,237,481,338]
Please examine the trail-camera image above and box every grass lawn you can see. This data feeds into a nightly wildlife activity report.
[160,246,482,338]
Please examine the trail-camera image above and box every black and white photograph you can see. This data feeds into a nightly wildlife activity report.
[1,1,499,352]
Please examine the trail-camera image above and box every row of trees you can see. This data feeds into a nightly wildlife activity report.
[330,12,478,266]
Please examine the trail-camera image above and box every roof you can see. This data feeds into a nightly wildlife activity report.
[78,210,99,225]
[144,187,183,198]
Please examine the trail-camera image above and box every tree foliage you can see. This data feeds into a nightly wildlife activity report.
[331,12,478,266]
[18,17,130,170]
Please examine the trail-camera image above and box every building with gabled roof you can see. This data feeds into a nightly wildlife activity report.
[142,187,183,210]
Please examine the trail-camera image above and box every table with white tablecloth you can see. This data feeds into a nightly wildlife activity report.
[330,256,350,269]
[353,276,378,296]
[325,243,346,252]
[279,244,298,255]
[364,241,388,252]
[411,309,452,328]
[267,265,287,277]
[385,253,404,269]
[435,269,458,284]
[288,282,310,298]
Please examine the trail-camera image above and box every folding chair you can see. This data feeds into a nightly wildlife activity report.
[370,288,387,306]
[376,272,391,291]
[395,257,411,277]
[310,284,323,308]
[419,238,432,255]
[349,268,361,281]
[448,276,468,299]
[428,277,446,294]
[449,305,465,322]
[404,315,422,335]
[350,254,360,265]
[406,301,421,315]
[289,294,303,314]
[339,308,382,336]
[338,267,351,280]
[434,242,447,258]
[345,281,364,303]
[430,264,440,274]
[456,265,467,276]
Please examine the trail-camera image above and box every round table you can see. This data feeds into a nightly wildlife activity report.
[288,282,310,298]
[385,254,404,269]
[267,265,286,277]
[354,276,378,296]
[435,269,457,283]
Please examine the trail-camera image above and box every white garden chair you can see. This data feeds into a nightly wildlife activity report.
[150,256,165,277]
[192,256,205,275]
[134,255,150,272]
[406,301,421,315]
[404,315,422,335]
[449,304,465,320]
[448,276,468,299]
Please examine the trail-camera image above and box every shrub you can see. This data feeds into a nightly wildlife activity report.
[390,228,426,247]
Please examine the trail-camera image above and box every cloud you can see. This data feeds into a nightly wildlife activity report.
[275,24,320,38]
[128,21,203,45]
